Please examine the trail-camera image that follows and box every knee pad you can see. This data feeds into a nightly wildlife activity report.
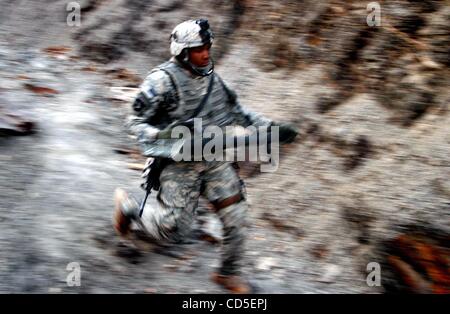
[212,192,245,211]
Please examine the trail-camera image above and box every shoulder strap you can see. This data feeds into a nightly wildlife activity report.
[156,64,182,108]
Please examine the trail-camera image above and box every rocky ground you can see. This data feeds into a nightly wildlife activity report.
[0,0,448,293]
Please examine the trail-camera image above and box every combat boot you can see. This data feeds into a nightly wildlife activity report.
[211,272,253,294]
[113,188,139,236]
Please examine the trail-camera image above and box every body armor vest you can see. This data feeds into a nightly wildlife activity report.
[154,61,236,129]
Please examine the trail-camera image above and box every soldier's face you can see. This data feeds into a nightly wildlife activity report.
[188,44,211,67]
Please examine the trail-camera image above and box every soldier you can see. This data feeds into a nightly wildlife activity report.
[113,19,298,293]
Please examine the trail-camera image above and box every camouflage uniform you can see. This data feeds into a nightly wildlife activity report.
[123,58,272,275]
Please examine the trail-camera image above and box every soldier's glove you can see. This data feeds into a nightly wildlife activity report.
[271,122,299,144]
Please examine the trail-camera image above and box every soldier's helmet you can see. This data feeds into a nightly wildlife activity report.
[170,19,214,57]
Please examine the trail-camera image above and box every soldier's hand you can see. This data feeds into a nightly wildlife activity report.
[271,122,299,144]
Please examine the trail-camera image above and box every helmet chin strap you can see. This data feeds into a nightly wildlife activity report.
[177,50,214,77]
[189,59,214,77]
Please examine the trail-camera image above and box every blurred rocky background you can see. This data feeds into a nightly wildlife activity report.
[0,0,448,293]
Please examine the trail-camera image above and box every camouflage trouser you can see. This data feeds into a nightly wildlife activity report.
[134,161,248,275]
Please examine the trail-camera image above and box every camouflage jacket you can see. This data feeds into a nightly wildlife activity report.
[127,58,272,158]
